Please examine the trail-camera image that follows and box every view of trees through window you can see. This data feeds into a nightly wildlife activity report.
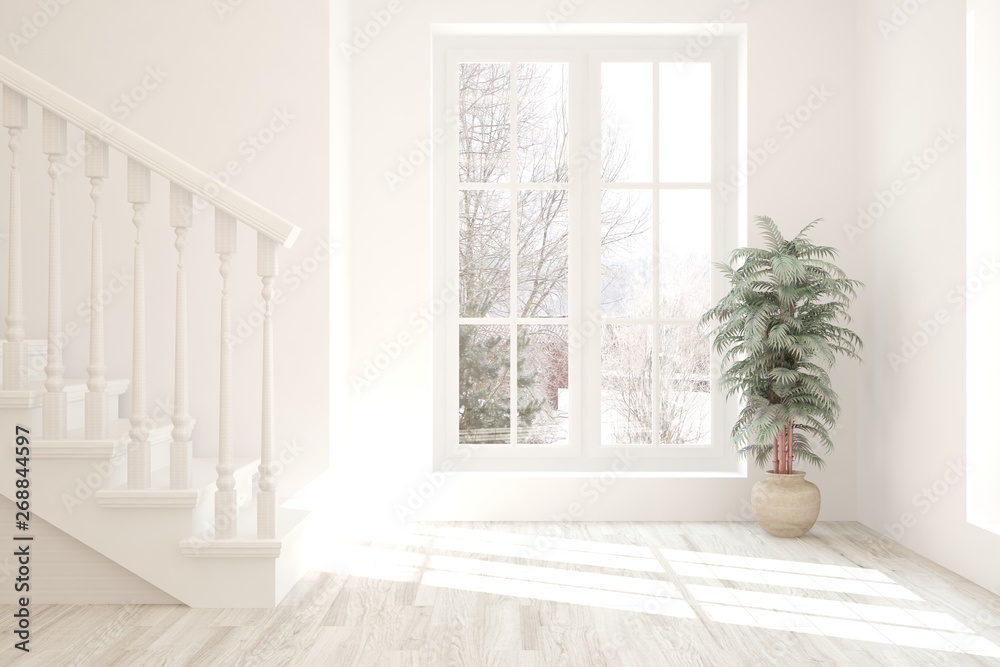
[456,58,713,450]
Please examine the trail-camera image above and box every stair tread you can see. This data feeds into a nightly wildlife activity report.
[26,377,129,393]
[102,457,258,494]
[59,417,172,443]
[180,505,312,557]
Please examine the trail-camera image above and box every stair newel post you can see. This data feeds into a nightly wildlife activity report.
[127,160,151,489]
[257,234,278,540]
[215,210,237,539]
[2,87,27,391]
[84,135,109,439]
[42,110,67,438]
[170,185,193,489]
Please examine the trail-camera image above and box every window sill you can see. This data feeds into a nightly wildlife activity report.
[968,518,1000,538]
[437,470,746,479]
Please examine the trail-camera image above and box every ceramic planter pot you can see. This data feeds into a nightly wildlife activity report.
[751,471,821,538]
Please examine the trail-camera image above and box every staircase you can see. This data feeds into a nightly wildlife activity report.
[0,57,313,607]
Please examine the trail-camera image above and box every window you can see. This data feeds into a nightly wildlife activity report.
[434,35,741,472]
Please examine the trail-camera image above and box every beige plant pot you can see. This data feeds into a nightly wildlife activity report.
[751,471,821,538]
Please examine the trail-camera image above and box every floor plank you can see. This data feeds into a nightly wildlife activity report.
[1,522,998,666]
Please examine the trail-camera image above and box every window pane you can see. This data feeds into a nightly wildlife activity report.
[601,325,653,446]
[518,190,568,317]
[660,189,712,319]
[602,63,652,183]
[601,190,652,318]
[459,325,511,444]
[660,62,712,183]
[660,325,711,445]
[517,63,569,183]
[460,63,511,183]
[517,326,569,445]
[460,190,509,317]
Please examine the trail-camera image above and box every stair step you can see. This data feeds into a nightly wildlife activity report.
[179,505,312,558]
[96,457,255,509]
[0,338,46,384]
[0,378,128,421]
[28,418,170,460]
[49,378,129,402]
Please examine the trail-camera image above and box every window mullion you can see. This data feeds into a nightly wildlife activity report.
[584,51,604,458]
[509,62,519,447]
[567,50,585,458]
[651,61,661,447]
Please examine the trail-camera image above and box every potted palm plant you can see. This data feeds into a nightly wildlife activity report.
[700,216,862,537]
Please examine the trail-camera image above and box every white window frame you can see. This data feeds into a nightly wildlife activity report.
[433,34,743,473]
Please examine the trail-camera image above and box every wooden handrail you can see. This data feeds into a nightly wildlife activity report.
[0,56,300,247]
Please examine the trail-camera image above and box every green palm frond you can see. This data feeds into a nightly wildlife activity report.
[702,217,863,470]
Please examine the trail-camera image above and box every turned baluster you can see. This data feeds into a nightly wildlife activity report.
[84,135,109,439]
[127,159,150,488]
[42,109,67,437]
[170,185,194,489]
[2,87,27,390]
[257,234,279,539]
[215,210,237,538]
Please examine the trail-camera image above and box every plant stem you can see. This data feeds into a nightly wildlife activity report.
[773,435,779,474]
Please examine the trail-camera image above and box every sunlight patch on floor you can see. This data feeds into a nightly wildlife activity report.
[309,524,1000,658]
[668,550,1000,657]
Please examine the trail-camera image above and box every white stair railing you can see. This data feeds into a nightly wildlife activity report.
[0,55,300,543]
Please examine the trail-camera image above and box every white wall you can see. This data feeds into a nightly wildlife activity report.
[332,0,354,504]
[346,0,862,525]
[0,0,330,495]
[967,0,1000,529]
[856,0,1000,595]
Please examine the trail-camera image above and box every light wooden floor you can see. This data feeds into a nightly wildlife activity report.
[5,522,1000,666]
